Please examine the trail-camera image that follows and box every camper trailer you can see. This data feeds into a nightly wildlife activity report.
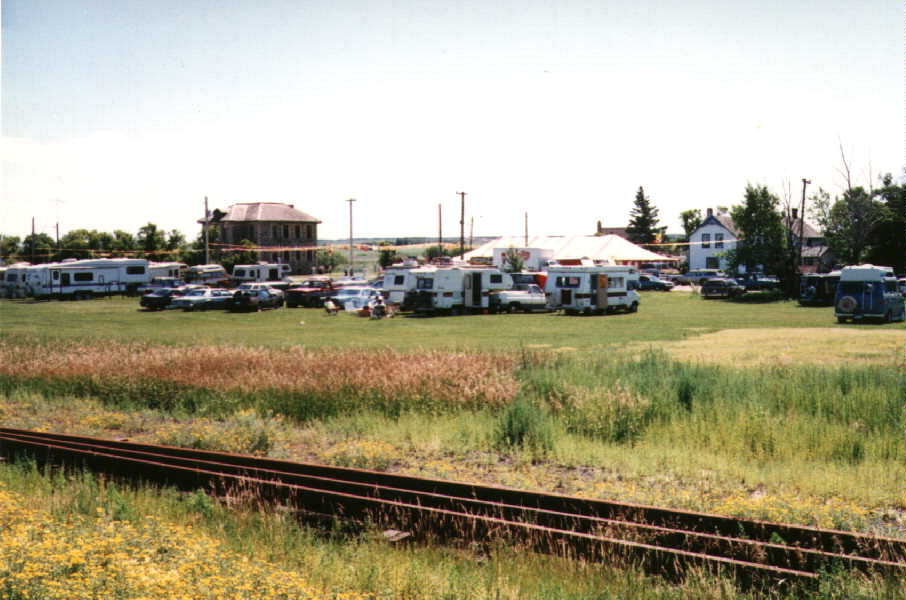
[834,264,904,323]
[25,258,151,299]
[232,263,291,286]
[545,264,641,315]
[404,266,512,315]
[2,263,31,298]
[383,261,432,305]
[149,261,187,279]
[799,271,840,306]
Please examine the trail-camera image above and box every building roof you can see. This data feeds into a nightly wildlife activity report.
[695,214,821,240]
[463,234,680,263]
[801,245,830,258]
[214,203,321,224]
[788,218,821,239]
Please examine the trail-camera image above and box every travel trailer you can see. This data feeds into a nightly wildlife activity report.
[834,264,904,323]
[383,262,433,305]
[798,271,840,306]
[232,263,291,285]
[25,258,151,299]
[2,263,31,298]
[149,261,187,279]
[545,264,641,315]
[405,266,512,315]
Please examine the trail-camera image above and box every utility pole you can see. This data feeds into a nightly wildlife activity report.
[347,198,356,276]
[31,217,36,263]
[798,179,810,270]
[469,216,474,248]
[524,212,528,247]
[204,196,210,265]
[438,203,442,252]
[457,191,466,259]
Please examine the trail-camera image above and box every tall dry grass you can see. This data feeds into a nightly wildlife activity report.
[0,339,520,418]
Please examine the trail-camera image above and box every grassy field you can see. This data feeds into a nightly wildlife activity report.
[0,291,902,598]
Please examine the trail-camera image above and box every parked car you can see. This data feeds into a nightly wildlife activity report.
[735,274,779,291]
[489,284,550,313]
[638,274,675,291]
[674,269,726,285]
[140,287,188,311]
[229,288,285,312]
[285,277,337,308]
[136,277,186,295]
[171,288,234,311]
[700,278,746,299]
[328,286,381,311]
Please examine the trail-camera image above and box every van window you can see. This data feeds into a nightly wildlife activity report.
[5,274,14,282]
[74,272,93,282]
[556,276,580,288]
[608,277,625,289]
[839,282,862,294]
[126,266,146,275]
[52,271,59,280]
[235,269,246,277]
[416,278,434,290]
[490,274,503,284]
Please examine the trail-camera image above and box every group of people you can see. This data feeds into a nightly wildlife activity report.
[323,294,389,319]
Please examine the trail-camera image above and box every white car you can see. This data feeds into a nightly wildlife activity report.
[329,286,381,311]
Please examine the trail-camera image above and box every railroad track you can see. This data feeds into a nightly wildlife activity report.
[1,427,902,589]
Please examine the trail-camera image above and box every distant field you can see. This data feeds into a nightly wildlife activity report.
[1,291,901,357]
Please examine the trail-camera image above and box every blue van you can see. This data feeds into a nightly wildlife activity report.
[834,265,905,323]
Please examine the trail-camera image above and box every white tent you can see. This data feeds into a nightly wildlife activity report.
[463,235,679,265]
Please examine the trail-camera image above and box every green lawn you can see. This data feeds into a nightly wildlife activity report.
[2,291,897,352]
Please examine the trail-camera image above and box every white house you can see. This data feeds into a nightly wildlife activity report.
[688,209,738,271]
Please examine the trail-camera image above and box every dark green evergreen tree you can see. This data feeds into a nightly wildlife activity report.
[626,187,664,244]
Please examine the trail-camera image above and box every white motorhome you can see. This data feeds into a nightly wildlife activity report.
[545,264,641,315]
[149,261,187,279]
[406,266,513,314]
[25,258,151,299]
[232,263,291,285]
[3,263,31,298]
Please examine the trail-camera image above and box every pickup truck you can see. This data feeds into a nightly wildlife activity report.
[489,284,550,313]
[285,277,337,308]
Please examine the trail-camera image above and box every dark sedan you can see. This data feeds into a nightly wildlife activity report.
[229,288,284,312]
[638,274,675,291]
[139,287,187,311]
[701,278,746,299]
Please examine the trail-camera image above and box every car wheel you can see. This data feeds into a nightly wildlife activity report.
[508,303,519,314]
[628,301,639,313]
[837,316,847,324]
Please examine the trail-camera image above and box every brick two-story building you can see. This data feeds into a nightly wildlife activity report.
[207,202,321,274]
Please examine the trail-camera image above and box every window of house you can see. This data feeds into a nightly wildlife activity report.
[306,225,313,238]
[295,251,301,260]
[74,272,93,282]
[705,257,719,268]
[283,225,289,238]
[284,250,290,261]
[294,225,301,238]
[306,250,313,261]
[701,233,710,248]
[715,233,724,248]
[272,225,279,239]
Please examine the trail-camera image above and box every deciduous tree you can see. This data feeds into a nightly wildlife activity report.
[727,184,785,277]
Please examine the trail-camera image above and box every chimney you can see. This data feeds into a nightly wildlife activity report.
[791,208,798,220]
[706,208,713,217]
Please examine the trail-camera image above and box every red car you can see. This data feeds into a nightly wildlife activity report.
[285,277,337,308]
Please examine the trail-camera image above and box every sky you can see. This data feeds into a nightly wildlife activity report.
[2,0,902,242]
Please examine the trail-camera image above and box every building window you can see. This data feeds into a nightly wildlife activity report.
[306,225,313,238]
[272,225,279,239]
[701,233,710,248]
[284,250,290,261]
[295,251,301,260]
[715,233,724,248]
[295,225,301,238]
[283,225,289,238]
[706,256,719,268]
[306,250,313,261]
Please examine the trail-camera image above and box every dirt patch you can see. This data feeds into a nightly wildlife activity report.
[651,328,904,366]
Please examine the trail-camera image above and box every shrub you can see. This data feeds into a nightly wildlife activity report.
[494,397,555,459]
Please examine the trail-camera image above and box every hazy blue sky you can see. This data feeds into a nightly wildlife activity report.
[2,0,902,241]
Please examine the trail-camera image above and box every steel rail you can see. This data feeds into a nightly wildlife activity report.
[1,428,902,585]
[0,429,899,580]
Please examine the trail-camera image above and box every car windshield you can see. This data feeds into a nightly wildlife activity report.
[301,280,327,287]
[186,290,207,296]
[336,288,367,297]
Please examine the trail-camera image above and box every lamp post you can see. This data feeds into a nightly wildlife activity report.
[346,198,356,276]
